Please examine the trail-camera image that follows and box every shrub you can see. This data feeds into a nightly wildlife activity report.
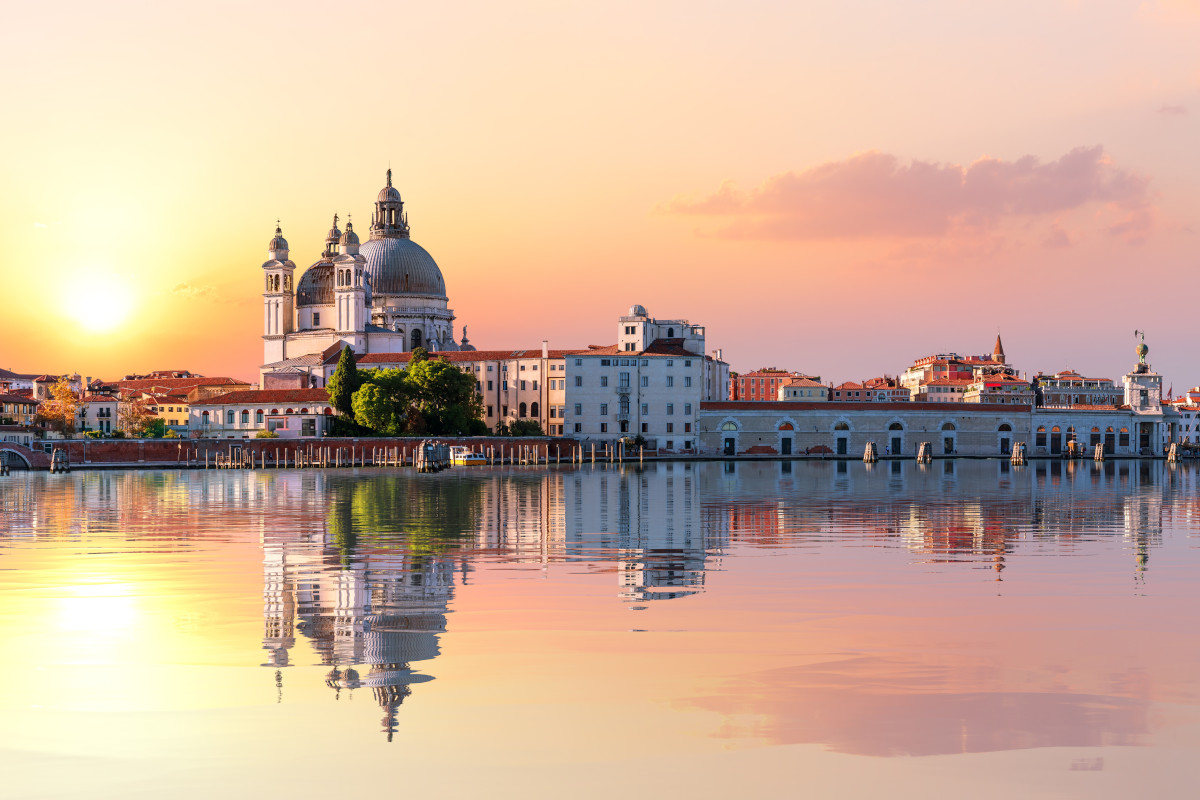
[255,430,280,439]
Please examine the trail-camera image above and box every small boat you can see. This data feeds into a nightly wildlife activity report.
[450,446,487,466]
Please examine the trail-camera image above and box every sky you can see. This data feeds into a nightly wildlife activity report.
[1,0,1197,385]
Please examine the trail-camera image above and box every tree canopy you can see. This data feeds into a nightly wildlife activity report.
[349,355,485,436]
[37,378,79,436]
[327,346,362,416]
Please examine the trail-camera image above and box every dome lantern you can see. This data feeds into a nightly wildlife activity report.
[268,220,289,260]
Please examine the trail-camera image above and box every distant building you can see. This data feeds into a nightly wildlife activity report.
[778,377,828,401]
[76,395,118,435]
[901,335,1011,400]
[0,393,38,427]
[963,373,1036,405]
[731,368,819,401]
[1034,370,1123,408]
[829,377,908,402]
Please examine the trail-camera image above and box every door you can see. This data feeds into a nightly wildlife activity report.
[836,437,847,455]
[1000,437,1010,455]
[1104,433,1115,454]
[943,436,954,454]
[891,436,902,455]
[781,438,792,455]
[723,437,735,455]
[1050,433,1062,455]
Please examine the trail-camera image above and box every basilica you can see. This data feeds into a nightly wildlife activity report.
[261,169,471,375]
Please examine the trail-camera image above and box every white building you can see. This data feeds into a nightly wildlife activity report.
[564,305,729,451]
[189,388,334,438]
[261,170,469,377]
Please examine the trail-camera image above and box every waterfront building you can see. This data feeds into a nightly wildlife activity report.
[261,170,470,373]
[963,373,1036,405]
[357,342,575,435]
[1034,370,1123,408]
[563,305,730,451]
[188,388,333,438]
[0,392,38,427]
[76,395,117,435]
[731,368,819,401]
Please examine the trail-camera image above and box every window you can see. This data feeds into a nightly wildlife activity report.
[666,376,674,387]
[641,403,648,414]
[641,423,648,433]
[487,406,493,417]
[600,423,608,433]
[721,422,738,431]
[600,403,608,415]
[600,359,611,366]
[226,410,235,424]
[641,359,648,366]
[476,381,482,391]
[487,380,494,390]
[241,410,249,424]
[600,376,608,387]
[574,423,581,433]
[666,403,674,415]
[666,440,674,449]
[488,365,494,371]
[620,372,630,387]
[684,403,691,415]
[411,329,422,349]
[531,402,539,417]
[521,380,527,391]
[684,422,691,432]
[502,380,508,391]
[666,359,673,367]
[520,365,526,371]
[666,423,674,433]
[503,405,508,416]
[575,359,582,366]
[684,377,692,387]
[574,403,582,415]
[684,360,692,367]
[641,375,649,387]
[313,312,320,327]
[519,402,527,417]
[574,376,582,387]
[255,410,263,424]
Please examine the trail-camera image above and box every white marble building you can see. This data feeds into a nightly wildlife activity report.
[262,170,467,373]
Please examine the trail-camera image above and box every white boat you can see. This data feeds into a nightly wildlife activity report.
[450,446,487,466]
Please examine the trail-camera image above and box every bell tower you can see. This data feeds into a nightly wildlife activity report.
[263,222,296,364]
[333,220,367,347]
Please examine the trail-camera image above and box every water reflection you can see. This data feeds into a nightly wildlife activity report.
[4,460,1200,765]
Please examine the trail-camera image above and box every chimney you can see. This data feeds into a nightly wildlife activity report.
[542,339,549,359]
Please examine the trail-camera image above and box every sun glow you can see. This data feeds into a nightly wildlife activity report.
[64,278,134,332]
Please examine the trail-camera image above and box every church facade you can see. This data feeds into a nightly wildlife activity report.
[261,170,471,382]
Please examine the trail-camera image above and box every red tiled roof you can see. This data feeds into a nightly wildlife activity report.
[924,378,974,386]
[79,395,116,404]
[195,388,331,406]
[117,376,250,391]
[0,393,38,404]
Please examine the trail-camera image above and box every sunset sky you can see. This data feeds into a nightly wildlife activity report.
[2,0,1198,385]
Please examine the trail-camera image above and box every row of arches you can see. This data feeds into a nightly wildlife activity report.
[1035,424,1129,454]
[718,419,1017,456]
[336,268,363,288]
[517,402,540,418]
[200,407,332,424]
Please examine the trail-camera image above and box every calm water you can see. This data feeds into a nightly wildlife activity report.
[3,460,1200,798]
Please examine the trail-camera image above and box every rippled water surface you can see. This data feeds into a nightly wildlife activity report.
[3,460,1200,798]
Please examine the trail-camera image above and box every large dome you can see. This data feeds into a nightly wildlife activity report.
[360,237,446,298]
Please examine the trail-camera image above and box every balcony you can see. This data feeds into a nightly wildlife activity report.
[616,385,631,395]
[616,412,630,422]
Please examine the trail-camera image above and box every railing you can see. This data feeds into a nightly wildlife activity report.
[616,385,631,395]
[616,413,630,422]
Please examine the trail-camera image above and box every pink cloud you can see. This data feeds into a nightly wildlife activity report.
[664,147,1152,243]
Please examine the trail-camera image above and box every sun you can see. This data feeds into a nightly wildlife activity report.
[64,277,134,332]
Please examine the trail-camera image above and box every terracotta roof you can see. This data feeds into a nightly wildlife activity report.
[924,378,974,386]
[0,393,37,404]
[117,376,249,391]
[782,378,825,388]
[79,395,116,404]
[195,388,332,406]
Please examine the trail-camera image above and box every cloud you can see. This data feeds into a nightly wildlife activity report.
[172,283,218,300]
[1157,104,1188,116]
[1042,222,1076,249]
[663,146,1152,244]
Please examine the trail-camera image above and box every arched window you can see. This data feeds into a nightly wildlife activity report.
[778,422,795,431]
[667,327,675,337]
[721,421,738,431]
[270,409,279,415]
[411,329,422,349]
[285,408,294,414]
[834,422,850,431]
[942,422,956,431]
[240,410,249,424]
[998,423,1012,432]
[1106,426,1114,433]
[1091,427,1100,433]
[530,401,540,417]
[323,408,332,415]
[300,408,308,414]
[888,422,904,431]
[255,410,264,424]
[201,410,210,423]
[1036,426,1046,447]
[519,402,527,417]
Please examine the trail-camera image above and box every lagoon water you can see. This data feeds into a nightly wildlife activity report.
[3,460,1200,798]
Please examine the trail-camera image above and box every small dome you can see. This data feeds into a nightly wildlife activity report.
[296,261,334,307]
[1137,342,1149,359]
[269,225,288,252]
[378,184,402,203]
[339,222,360,246]
[629,304,648,317]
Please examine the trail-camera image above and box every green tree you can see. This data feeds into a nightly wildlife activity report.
[409,346,429,364]
[327,346,361,416]
[405,357,483,434]
[352,383,400,434]
[507,419,544,436]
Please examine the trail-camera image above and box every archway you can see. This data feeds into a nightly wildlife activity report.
[941,421,956,455]
[887,421,904,455]
[720,420,739,455]
[0,448,31,470]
